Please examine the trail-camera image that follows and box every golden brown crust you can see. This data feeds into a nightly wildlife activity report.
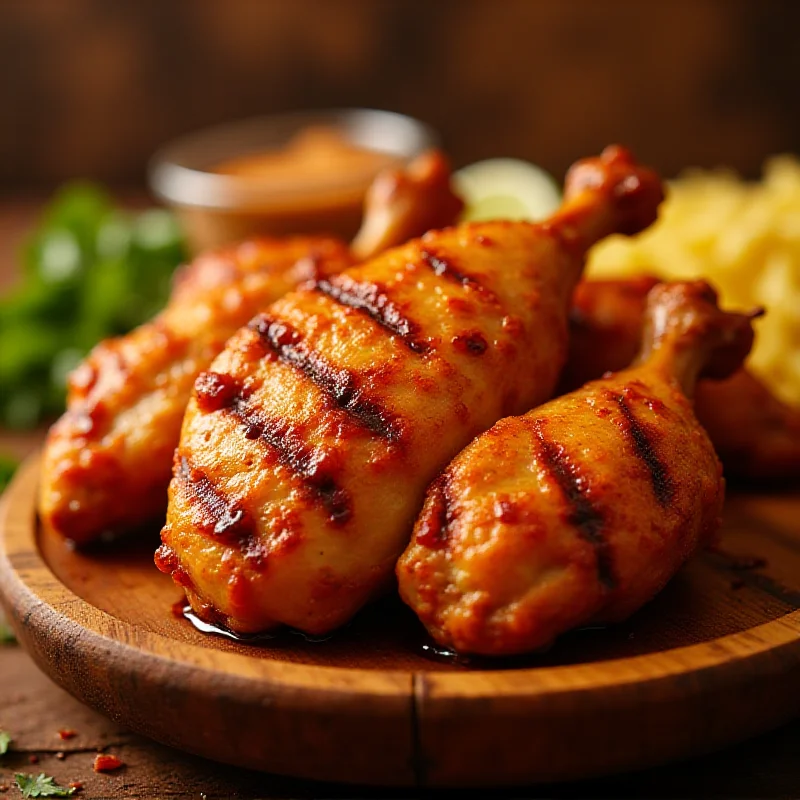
[37,151,467,546]
[158,146,666,636]
[38,237,353,544]
[398,375,724,655]
[161,222,576,635]
[397,281,753,656]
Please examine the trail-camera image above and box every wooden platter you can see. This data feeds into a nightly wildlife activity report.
[2,455,800,787]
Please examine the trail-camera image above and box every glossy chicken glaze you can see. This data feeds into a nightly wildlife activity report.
[39,237,353,544]
[398,282,756,656]
[157,146,665,636]
[38,150,463,545]
[564,277,800,481]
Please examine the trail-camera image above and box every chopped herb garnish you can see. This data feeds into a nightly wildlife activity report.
[0,729,11,755]
[14,773,75,797]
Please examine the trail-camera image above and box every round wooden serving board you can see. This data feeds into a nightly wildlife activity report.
[2,456,800,786]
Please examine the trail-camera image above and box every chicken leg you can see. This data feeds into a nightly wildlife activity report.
[563,277,800,482]
[157,146,664,635]
[38,150,463,544]
[397,281,757,655]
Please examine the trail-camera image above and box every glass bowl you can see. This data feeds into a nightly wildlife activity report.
[149,109,438,252]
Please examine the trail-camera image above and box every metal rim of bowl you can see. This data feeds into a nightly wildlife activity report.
[148,108,439,211]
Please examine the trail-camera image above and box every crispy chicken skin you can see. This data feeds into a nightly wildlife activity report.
[397,282,756,656]
[38,150,462,544]
[156,146,664,636]
[39,237,354,544]
[564,277,800,481]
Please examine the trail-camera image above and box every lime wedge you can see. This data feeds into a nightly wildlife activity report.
[454,158,562,223]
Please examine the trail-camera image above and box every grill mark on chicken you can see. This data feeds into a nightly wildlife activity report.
[414,474,453,549]
[226,399,352,524]
[531,419,616,589]
[248,313,402,442]
[419,248,498,303]
[612,394,675,506]
[313,276,430,354]
[176,455,254,541]
[194,371,241,412]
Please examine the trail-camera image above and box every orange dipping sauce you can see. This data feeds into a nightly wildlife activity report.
[151,112,436,253]
[215,126,400,188]
[179,127,401,250]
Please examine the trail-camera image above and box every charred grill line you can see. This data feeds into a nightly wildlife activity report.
[314,277,430,354]
[248,314,402,442]
[414,474,453,549]
[176,456,253,540]
[194,371,241,413]
[419,248,497,302]
[226,400,352,524]
[532,419,616,589]
[613,394,675,506]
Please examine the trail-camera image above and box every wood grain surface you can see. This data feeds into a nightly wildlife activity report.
[2,455,800,787]
[6,642,800,800]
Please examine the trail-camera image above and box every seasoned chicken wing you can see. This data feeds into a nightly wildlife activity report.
[564,277,800,481]
[156,146,664,636]
[397,281,757,656]
[39,150,463,544]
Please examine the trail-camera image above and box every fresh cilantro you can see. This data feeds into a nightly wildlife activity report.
[0,184,186,429]
[0,623,15,644]
[0,729,10,755]
[14,773,75,797]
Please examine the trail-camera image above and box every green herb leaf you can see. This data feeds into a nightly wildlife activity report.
[15,773,75,798]
[0,453,18,492]
[0,730,11,755]
[0,183,187,430]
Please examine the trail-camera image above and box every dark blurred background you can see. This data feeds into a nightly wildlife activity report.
[2,0,800,192]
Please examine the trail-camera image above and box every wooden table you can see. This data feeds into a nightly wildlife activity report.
[0,636,799,800]
[3,200,800,798]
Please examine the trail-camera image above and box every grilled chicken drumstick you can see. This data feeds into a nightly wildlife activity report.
[351,149,464,261]
[38,237,352,544]
[156,146,664,636]
[397,281,758,656]
[564,277,800,481]
[39,151,462,544]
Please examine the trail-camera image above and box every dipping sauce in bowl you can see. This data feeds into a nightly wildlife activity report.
[149,110,437,252]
